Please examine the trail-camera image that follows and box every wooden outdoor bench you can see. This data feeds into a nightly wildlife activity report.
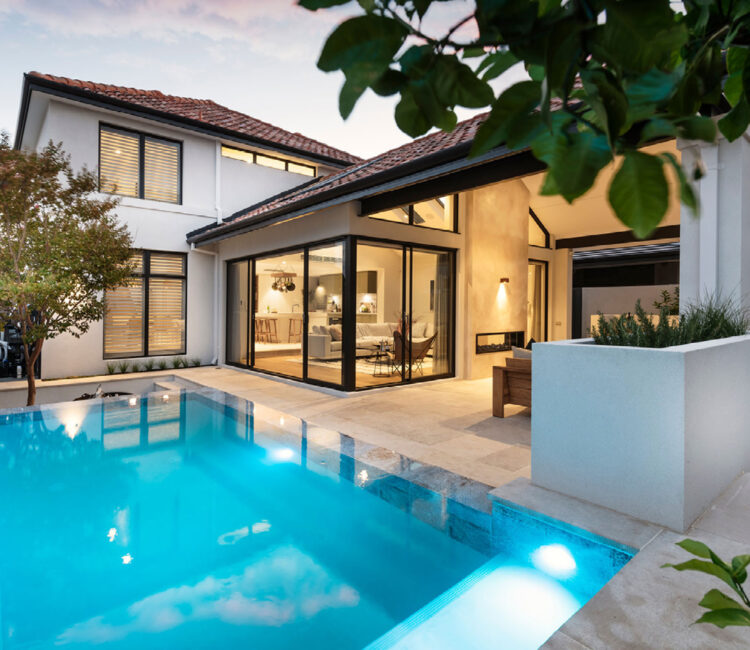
[492,357,531,418]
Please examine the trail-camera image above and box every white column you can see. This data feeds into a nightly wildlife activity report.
[679,133,750,311]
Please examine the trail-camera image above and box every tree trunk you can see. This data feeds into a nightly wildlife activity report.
[23,340,42,407]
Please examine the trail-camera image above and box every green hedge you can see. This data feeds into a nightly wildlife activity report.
[593,296,749,348]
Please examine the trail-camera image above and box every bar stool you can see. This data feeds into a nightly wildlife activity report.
[266,318,279,343]
[288,318,303,343]
[255,317,269,342]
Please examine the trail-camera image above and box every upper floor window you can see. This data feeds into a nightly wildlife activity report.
[367,195,457,232]
[99,125,182,204]
[221,145,316,177]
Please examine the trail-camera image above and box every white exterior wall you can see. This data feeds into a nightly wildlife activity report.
[28,96,328,379]
[532,336,750,531]
[680,133,750,311]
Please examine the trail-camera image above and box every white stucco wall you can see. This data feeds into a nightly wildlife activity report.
[27,97,326,379]
[532,336,750,531]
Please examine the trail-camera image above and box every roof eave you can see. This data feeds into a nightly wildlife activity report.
[18,73,359,167]
[187,140,520,246]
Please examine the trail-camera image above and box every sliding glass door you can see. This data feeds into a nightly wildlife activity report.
[226,237,454,391]
[254,250,304,379]
[354,241,454,389]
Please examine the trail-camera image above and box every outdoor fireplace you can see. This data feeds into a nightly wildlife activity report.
[475,331,524,354]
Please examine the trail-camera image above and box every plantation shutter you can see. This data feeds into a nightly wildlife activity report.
[99,128,140,197]
[104,277,145,357]
[147,253,186,354]
[144,137,180,203]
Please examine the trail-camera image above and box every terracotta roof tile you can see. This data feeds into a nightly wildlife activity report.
[192,111,489,240]
[28,72,362,165]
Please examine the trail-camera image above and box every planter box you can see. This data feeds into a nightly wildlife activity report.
[532,335,750,531]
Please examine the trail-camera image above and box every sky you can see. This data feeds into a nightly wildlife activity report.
[0,0,525,160]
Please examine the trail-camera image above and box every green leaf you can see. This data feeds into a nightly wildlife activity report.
[462,47,487,59]
[394,88,432,137]
[478,50,519,81]
[339,75,367,119]
[728,47,748,76]
[664,558,738,594]
[581,69,628,146]
[661,152,698,216]
[317,15,407,73]
[731,555,750,581]
[370,69,407,97]
[676,116,716,143]
[640,118,677,143]
[470,81,541,157]
[695,608,750,628]
[544,17,582,93]
[432,55,494,108]
[718,96,750,141]
[532,130,612,202]
[590,0,687,73]
[609,151,668,238]
[299,0,351,9]
[724,73,744,107]
[699,589,748,612]
[743,54,750,106]
[527,64,545,82]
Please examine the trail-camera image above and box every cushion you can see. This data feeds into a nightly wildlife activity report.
[371,322,393,337]
[512,346,532,360]
[329,325,343,341]
[412,321,427,338]
[425,322,435,338]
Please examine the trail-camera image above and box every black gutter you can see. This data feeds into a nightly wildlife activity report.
[14,73,360,168]
[187,136,514,244]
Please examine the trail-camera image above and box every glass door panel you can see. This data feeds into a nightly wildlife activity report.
[226,260,249,365]
[527,260,548,343]
[355,242,405,388]
[254,250,304,378]
[411,249,454,378]
[307,242,345,386]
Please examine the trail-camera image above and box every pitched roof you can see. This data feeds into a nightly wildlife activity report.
[188,112,492,243]
[25,72,362,166]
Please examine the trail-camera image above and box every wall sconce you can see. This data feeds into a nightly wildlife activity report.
[497,277,510,307]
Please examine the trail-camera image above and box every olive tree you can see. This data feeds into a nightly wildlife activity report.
[301,0,750,237]
[0,134,133,405]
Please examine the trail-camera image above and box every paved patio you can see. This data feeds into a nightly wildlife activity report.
[173,366,531,488]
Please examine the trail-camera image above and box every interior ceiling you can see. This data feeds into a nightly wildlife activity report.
[521,141,681,241]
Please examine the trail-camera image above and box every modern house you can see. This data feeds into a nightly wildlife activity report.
[13,72,682,391]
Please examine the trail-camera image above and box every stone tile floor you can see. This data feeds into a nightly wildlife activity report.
[173,366,531,489]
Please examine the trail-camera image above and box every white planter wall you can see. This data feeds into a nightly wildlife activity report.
[532,335,750,531]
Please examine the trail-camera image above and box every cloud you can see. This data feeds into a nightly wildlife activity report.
[0,0,347,61]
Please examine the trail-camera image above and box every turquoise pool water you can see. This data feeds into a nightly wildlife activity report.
[0,389,632,649]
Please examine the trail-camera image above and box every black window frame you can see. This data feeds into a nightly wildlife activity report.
[365,194,459,233]
[224,235,456,392]
[529,207,550,248]
[103,249,188,359]
[221,144,317,177]
[99,123,183,205]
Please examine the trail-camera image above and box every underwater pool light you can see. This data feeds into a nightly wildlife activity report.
[531,543,577,580]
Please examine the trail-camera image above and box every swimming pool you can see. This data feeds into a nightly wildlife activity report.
[0,388,632,649]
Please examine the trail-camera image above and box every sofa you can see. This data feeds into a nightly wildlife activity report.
[308,321,435,360]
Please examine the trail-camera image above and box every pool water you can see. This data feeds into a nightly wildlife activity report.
[0,389,632,649]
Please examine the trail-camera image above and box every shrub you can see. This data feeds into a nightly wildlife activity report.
[594,295,749,348]
[142,359,155,371]
[157,359,168,370]
[171,357,183,369]
[131,363,143,372]
[105,362,116,375]
[190,358,201,367]
[116,360,130,373]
